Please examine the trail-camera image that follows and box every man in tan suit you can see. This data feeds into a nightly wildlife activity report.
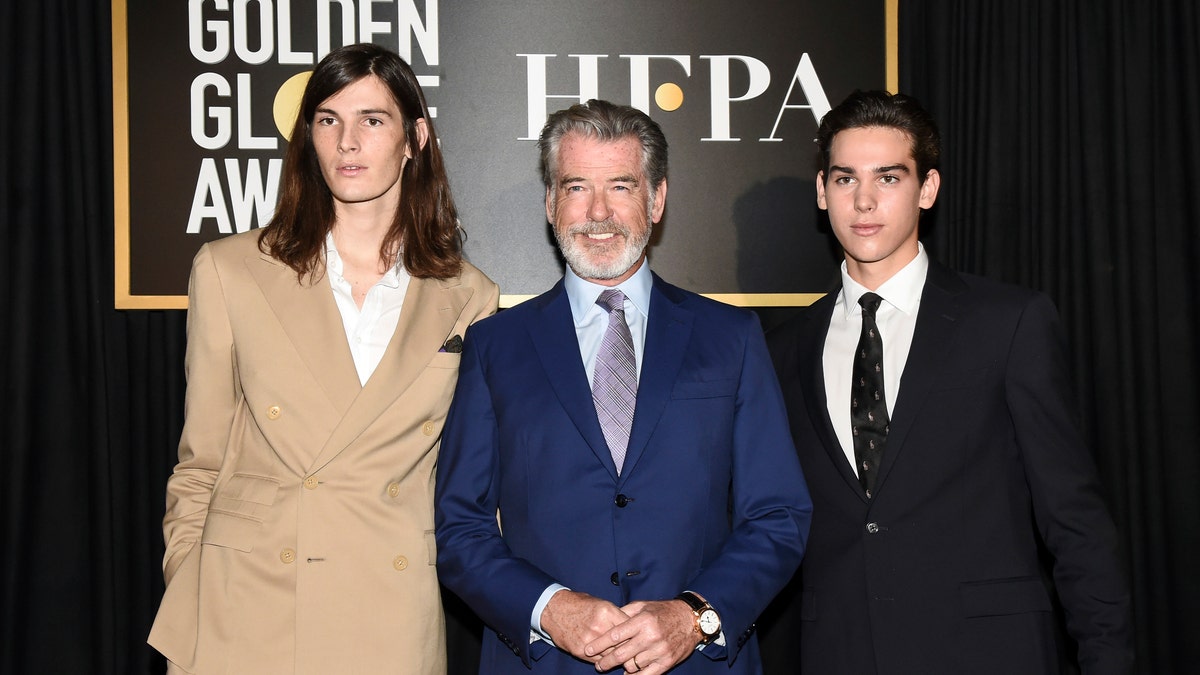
[148,44,498,673]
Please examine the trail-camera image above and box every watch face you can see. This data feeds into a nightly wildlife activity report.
[698,608,720,635]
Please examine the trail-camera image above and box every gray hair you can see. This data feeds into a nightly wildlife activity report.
[538,99,669,197]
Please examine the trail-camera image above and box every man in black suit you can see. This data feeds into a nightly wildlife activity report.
[765,90,1133,674]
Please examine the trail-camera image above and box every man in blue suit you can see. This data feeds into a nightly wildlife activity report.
[436,99,812,674]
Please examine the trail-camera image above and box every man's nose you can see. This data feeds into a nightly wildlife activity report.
[587,191,612,222]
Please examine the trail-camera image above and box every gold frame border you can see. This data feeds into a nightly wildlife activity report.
[112,1,897,310]
[501,293,825,309]
[887,0,899,93]
[113,0,186,309]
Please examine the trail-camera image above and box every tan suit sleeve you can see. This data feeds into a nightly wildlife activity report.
[161,243,238,583]
[473,269,501,326]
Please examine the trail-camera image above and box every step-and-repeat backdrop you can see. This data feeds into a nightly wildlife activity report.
[113,0,893,308]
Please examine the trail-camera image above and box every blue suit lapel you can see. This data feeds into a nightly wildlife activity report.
[873,260,969,495]
[527,281,621,481]
[620,275,693,480]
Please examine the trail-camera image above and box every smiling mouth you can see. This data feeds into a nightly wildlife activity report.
[585,232,617,240]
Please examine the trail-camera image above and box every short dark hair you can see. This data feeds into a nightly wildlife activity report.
[260,43,463,280]
[538,99,668,201]
[816,90,940,183]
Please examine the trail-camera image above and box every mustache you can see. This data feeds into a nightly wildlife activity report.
[567,219,630,237]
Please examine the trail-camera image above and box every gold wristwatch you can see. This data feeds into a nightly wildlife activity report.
[675,591,720,645]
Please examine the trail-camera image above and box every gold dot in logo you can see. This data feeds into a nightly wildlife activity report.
[274,71,312,141]
[655,83,684,112]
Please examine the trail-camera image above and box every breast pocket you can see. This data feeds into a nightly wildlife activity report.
[670,378,737,400]
[203,473,281,552]
[427,352,462,369]
[930,366,993,392]
[666,379,738,453]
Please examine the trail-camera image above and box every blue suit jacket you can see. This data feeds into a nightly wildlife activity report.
[436,273,812,674]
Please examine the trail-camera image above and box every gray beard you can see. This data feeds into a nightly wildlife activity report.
[555,219,651,280]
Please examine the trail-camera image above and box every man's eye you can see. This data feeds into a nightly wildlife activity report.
[880,175,899,184]
[835,176,854,185]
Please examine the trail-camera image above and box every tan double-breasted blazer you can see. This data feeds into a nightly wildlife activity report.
[148,230,498,674]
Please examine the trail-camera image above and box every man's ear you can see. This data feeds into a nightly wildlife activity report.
[650,179,668,223]
[816,171,828,210]
[919,169,940,209]
[409,118,430,157]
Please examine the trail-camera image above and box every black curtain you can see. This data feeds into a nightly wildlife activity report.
[1,2,187,672]
[900,1,1200,672]
[1,1,1195,673]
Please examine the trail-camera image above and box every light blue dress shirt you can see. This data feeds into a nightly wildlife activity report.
[529,261,653,641]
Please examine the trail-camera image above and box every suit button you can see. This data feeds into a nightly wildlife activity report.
[866,522,880,534]
[422,420,436,436]
[615,494,629,507]
[303,476,318,490]
[388,481,401,498]
[393,555,409,571]
[280,548,296,564]
[610,572,619,586]
[267,405,281,420]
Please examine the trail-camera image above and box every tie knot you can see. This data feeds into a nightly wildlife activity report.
[597,289,627,313]
[858,292,883,317]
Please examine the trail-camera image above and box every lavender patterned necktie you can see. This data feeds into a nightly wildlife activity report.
[593,289,637,474]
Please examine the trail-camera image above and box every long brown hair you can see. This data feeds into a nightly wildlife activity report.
[260,43,462,280]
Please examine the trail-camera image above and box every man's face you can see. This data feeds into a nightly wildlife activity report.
[817,126,939,287]
[311,74,427,215]
[546,132,666,286]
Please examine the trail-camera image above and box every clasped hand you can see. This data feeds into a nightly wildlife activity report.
[542,591,698,674]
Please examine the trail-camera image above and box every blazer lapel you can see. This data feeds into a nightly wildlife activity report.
[804,292,870,500]
[527,282,620,480]
[619,275,692,481]
[246,253,361,417]
[309,274,476,472]
[873,260,969,495]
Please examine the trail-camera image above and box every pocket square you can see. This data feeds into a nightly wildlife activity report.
[439,334,463,353]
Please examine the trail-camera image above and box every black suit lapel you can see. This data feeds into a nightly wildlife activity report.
[799,292,870,500]
[873,260,970,495]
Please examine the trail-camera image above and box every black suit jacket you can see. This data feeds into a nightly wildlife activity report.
[763,259,1132,675]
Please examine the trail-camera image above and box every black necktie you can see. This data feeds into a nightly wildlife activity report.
[852,292,889,498]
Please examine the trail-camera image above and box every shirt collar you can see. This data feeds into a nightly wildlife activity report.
[325,231,406,289]
[837,242,929,318]
[564,260,653,325]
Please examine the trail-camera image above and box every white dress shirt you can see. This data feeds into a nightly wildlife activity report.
[325,233,411,386]
[823,244,930,475]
